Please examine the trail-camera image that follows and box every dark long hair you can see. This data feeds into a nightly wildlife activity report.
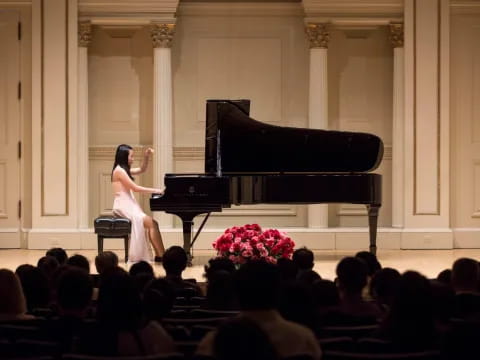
[111,144,134,181]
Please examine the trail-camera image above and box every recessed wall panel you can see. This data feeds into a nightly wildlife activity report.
[414,0,440,214]
[42,0,68,215]
[0,162,6,218]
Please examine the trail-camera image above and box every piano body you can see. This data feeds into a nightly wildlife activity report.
[150,100,383,257]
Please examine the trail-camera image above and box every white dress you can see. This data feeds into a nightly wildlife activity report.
[112,173,153,263]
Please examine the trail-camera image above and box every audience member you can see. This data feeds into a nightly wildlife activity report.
[15,264,50,312]
[197,260,322,359]
[292,247,315,277]
[0,269,34,321]
[377,271,438,351]
[46,247,68,265]
[205,270,238,310]
[436,268,452,286]
[214,317,279,360]
[143,278,175,322]
[335,256,382,322]
[276,257,298,282]
[129,260,154,277]
[451,257,480,318]
[37,255,60,281]
[95,251,119,275]
[67,254,90,273]
[163,246,202,296]
[369,267,401,312]
[80,268,174,356]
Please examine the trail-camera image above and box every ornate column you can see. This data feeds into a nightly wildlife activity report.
[390,23,404,228]
[305,23,329,228]
[150,23,175,228]
[78,21,92,229]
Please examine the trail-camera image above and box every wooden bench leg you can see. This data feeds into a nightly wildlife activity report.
[98,236,104,255]
[124,236,129,262]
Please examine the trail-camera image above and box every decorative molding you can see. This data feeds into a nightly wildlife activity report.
[177,2,304,17]
[150,23,175,48]
[78,20,92,47]
[338,205,368,216]
[389,22,403,48]
[89,146,392,162]
[89,146,150,161]
[174,147,204,160]
[303,0,403,18]
[450,1,480,14]
[89,146,205,161]
[78,0,179,16]
[305,23,329,49]
[0,161,6,218]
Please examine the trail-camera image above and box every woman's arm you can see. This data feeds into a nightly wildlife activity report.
[114,167,164,194]
[131,148,153,175]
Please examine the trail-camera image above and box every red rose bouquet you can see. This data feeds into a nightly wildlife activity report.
[212,223,295,265]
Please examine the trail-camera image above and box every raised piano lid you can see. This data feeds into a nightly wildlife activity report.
[205,99,384,175]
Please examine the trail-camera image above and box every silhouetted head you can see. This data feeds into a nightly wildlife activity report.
[382,271,434,346]
[436,268,452,286]
[37,256,60,280]
[276,258,298,282]
[67,254,90,274]
[206,270,238,310]
[336,256,368,295]
[204,257,236,282]
[0,269,27,316]
[97,268,142,330]
[370,267,401,307]
[15,264,50,311]
[452,258,479,292]
[292,247,315,271]
[95,251,119,275]
[235,260,280,310]
[46,248,68,265]
[214,317,279,360]
[143,278,175,321]
[355,251,382,276]
[129,260,154,277]
[163,246,188,277]
[112,144,134,181]
[56,268,93,315]
[312,279,340,309]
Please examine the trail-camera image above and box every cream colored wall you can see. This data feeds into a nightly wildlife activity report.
[171,4,309,228]
[328,26,393,228]
[88,26,154,224]
[450,9,480,247]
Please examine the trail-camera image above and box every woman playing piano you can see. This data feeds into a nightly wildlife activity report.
[111,144,165,263]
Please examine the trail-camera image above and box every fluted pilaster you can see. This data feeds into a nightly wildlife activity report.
[78,21,92,228]
[150,23,175,228]
[306,23,329,228]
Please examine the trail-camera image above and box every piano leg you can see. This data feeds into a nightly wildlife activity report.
[367,204,380,255]
[182,217,194,266]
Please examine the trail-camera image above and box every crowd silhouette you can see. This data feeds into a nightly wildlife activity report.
[1,246,480,360]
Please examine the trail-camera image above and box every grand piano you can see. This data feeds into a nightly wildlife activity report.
[151,99,383,258]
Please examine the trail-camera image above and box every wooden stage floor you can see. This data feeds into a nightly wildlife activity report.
[2,249,480,281]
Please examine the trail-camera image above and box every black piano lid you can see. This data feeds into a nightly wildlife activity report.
[205,99,384,175]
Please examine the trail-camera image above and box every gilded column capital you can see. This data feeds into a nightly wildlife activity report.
[78,21,92,48]
[305,23,329,49]
[389,22,404,48]
[150,23,175,48]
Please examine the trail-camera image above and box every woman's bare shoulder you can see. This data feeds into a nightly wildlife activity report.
[112,165,125,180]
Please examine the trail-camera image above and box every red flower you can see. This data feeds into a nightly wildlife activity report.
[212,224,295,265]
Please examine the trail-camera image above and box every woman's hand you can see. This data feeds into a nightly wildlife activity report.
[156,187,166,195]
[145,147,154,157]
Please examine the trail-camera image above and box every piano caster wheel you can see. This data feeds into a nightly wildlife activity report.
[187,254,194,267]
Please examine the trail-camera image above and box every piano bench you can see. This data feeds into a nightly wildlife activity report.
[93,216,131,262]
